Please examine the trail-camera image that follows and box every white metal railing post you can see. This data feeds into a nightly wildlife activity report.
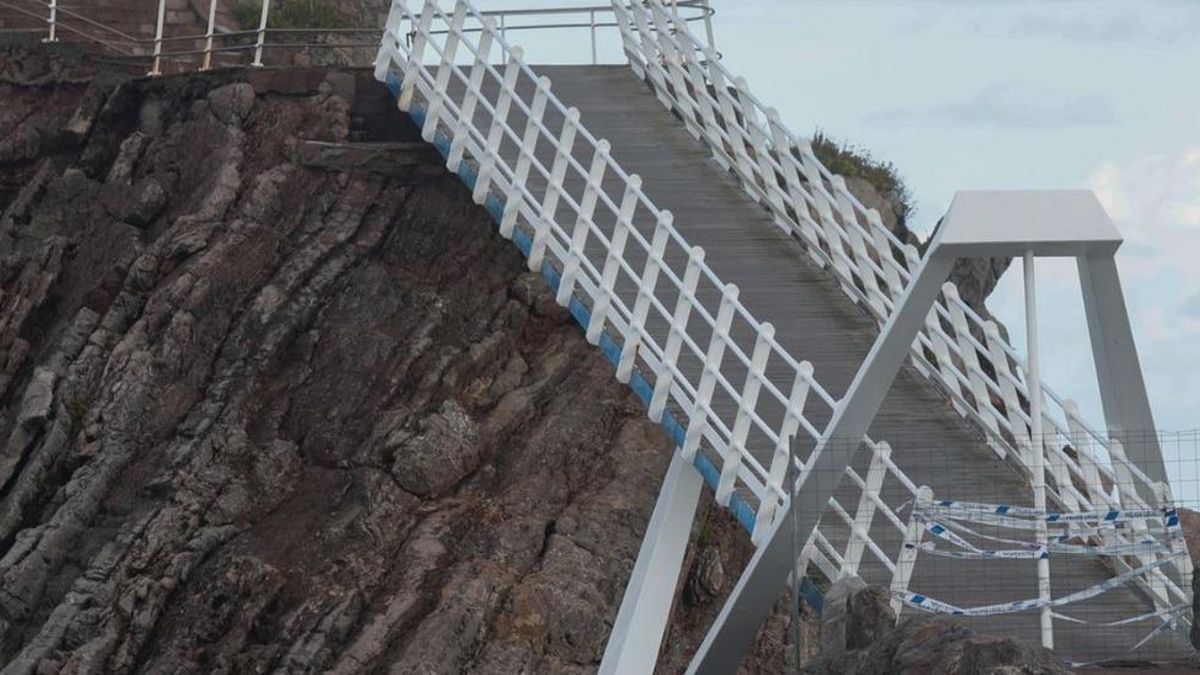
[1064,400,1107,509]
[842,441,891,576]
[649,244,704,421]
[474,45,522,205]
[399,1,436,111]
[943,283,993,428]
[252,0,270,67]
[890,485,931,617]
[149,0,167,76]
[423,1,468,143]
[753,363,811,544]
[501,75,550,239]
[619,212,673,383]
[588,175,640,345]
[201,0,219,71]
[717,323,773,506]
[557,139,610,305]
[447,15,496,172]
[44,0,58,42]
[1023,251,1054,650]
[376,1,408,90]
[531,107,580,271]
[681,283,738,461]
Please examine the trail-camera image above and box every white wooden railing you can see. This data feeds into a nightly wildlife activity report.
[614,0,1192,621]
[374,0,931,597]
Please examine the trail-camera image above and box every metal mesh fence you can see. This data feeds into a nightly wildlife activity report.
[790,429,1199,666]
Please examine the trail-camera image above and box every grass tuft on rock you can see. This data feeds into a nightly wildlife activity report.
[810,129,914,227]
[234,0,348,30]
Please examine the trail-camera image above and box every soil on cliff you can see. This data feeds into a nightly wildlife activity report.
[0,47,793,673]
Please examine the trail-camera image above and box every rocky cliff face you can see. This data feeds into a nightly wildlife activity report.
[0,47,794,673]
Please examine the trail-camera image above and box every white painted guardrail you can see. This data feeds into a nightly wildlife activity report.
[373,0,928,599]
[613,0,1191,606]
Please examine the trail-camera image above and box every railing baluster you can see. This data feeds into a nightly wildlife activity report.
[890,485,931,617]
[588,175,640,345]
[717,323,773,507]
[399,1,437,112]
[447,15,495,172]
[842,441,891,576]
[619,212,673,383]
[649,245,705,422]
[833,175,887,317]
[423,1,467,143]
[500,75,550,239]
[753,362,812,543]
[942,284,993,425]
[530,107,580,272]
[252,0,270,67]
[681,283,738,461]
[475,45,522,205]
[201,0,219,71]
[557,139,610,305]
[984,319,1030,457]
[149,0,166,76]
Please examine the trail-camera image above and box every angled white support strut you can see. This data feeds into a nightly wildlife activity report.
[687,190,1172,673]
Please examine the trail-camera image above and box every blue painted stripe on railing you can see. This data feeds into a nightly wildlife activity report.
[382,75,780,582]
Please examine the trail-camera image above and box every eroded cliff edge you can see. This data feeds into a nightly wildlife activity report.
[0,48,791,673]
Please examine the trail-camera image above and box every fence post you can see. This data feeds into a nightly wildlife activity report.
[530,107,580,272]
[475,46,522,205]
[149,0,167,76]
[557,139,610,305]
[649,244,705,422]
[842,441,891,576]
[1063,400,1108,510]
[889,485,931,618]
[200,0,219,71]
[423,1,467,144]
[984,319,1029,459]
[399,1,436,111]
[943,284,994,425]
[375,0,405,82]
[619,212,673,383]
[447,15,495,172]
[500,75,550,239]
[587,175,641,346]
[717,323,774,507]
[832,175,887,317]
[252,0,270,67]
[681,283,738,461]
[753,361,812,544]
[44,0,58,42]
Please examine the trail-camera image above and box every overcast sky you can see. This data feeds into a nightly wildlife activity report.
[483,0,1200,483]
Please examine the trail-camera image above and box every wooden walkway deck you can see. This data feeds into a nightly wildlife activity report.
[451,64,1188,661]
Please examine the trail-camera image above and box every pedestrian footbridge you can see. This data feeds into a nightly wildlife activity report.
[374,0,1193,670]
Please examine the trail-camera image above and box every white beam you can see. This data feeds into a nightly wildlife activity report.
[601,451,704,675]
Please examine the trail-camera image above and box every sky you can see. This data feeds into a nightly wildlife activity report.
[479,0,1200,484]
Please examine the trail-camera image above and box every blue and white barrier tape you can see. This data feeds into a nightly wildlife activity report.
[893,554,1185,618]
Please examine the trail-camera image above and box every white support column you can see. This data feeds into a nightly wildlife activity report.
[1077,253,1169,491]
[1023,251,1054,650]
[600,451,704,675]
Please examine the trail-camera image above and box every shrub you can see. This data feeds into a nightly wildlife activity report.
[810,129,914,227]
